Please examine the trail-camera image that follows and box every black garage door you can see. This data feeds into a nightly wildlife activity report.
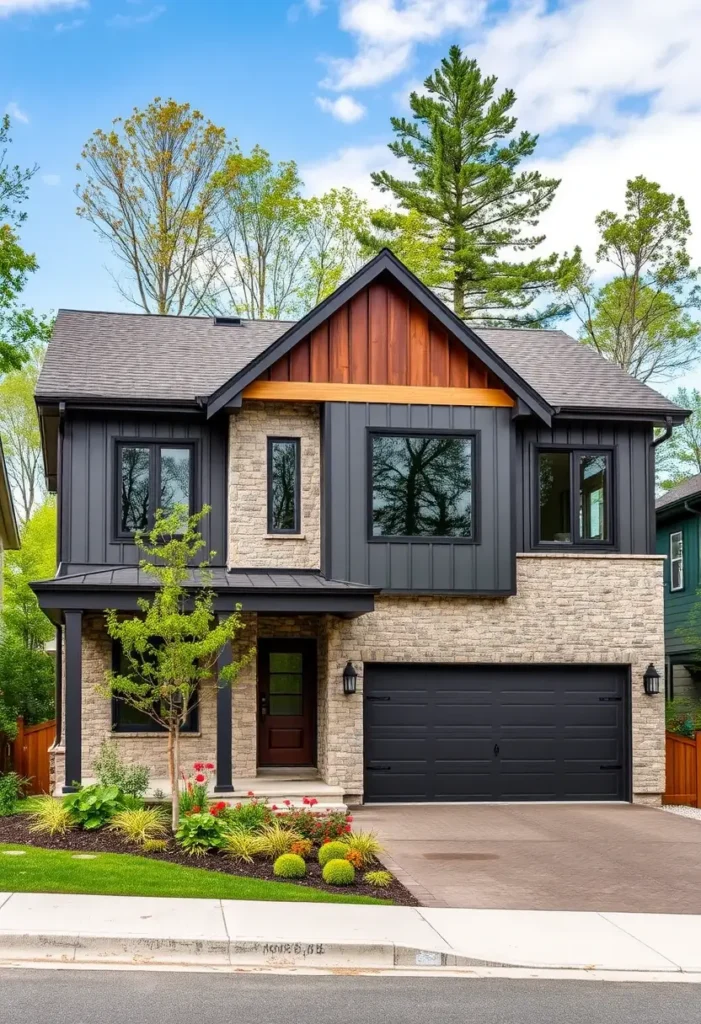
[364,664,629,803]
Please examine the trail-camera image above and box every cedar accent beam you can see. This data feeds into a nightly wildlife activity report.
[241,380,515,407]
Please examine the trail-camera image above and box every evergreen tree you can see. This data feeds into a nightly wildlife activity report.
[361,45,577,326]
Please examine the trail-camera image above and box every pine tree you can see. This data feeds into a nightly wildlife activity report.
[362,45,577,326]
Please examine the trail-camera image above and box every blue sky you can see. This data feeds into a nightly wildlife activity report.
[3,0,701,392]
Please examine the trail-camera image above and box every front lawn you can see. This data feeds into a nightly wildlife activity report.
[0,844,390,904]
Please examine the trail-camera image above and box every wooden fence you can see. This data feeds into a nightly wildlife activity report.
[664,731,701,808]
[0,717,56,795]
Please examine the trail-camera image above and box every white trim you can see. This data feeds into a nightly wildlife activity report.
[670,530,684,591]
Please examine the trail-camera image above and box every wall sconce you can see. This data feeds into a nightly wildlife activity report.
[643,663,660,696]
[343,662,357,695]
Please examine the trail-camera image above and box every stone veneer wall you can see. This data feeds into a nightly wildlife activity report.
[227,401,320,569]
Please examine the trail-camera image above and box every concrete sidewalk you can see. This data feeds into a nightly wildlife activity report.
[0,892,700,974]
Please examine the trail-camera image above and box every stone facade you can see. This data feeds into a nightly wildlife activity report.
[59,553,665,804]
[227,401,320,569]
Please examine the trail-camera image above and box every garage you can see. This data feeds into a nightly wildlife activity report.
[363,664,630,803]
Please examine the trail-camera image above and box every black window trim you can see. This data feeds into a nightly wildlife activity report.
[267,436,301,535]
[110,640,199,734]
[366,426,480,545]
[114,437,197,542]
[669,529,684,592]
[533,443,616,550]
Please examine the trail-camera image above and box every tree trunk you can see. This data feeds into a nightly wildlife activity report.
[168,726,179,832]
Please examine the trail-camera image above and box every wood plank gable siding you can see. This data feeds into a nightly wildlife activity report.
[263,280,505,393]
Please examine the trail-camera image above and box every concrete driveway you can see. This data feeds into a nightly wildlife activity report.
[352,803,701,912]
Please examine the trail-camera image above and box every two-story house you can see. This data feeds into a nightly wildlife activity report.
[31,250,686,806]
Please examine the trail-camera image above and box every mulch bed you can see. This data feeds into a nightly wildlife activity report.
[0,815,419,906]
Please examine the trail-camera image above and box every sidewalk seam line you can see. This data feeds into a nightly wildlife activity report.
[218,899,231,964]
[0,892,15,914]
[414,908,453,951]
[595,912,682,972]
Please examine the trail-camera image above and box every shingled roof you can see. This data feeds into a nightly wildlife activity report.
[656,474,701,512]
[36,308,685,420]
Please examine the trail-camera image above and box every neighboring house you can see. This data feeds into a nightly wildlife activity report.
[656,475,701,702]
[31,250,687,805]
[0,437,21,610]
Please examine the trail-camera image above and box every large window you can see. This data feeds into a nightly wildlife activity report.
[117,442,193,537]
[670,531,684,591]
[370,430,475,540]
[267,437,300,534]
[537,448,612,545]
[111,641,198,733]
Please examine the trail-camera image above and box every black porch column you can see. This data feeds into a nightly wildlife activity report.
[63,609,83,793]
[214,630,233,794]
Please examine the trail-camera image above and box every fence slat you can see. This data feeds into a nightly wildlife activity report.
[0,717,56,795]
[665,731,699,807]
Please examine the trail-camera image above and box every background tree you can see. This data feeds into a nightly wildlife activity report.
[656,388,701,490]
[0,342,51,523]
[360,45,577,326]
[562,176,701,382]
[0,498,56,736]
[76,98,230,315]
[100,505,251,829]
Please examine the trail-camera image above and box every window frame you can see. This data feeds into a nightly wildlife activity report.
[114,438,197,542]
[533,444,615,550]
[267,436,301,535]
[366,427,480,545]
[110,640,199,734]
[670,530,684,592]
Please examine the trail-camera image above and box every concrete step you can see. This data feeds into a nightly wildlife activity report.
[140,776,348,812]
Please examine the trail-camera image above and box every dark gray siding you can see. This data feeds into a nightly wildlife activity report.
[515,420,654,553]
[321,403,514,593]
[60,412,228,567]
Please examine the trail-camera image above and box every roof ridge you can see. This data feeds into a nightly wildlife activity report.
[57,308,295,325]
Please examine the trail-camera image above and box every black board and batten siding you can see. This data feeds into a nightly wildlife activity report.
[60,413,228,568]
[321,402,514,594]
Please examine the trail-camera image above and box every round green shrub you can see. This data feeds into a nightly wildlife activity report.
[273,853,307,879]
[318,841,349,867]
[364,869,393,888]
[322,858,356,886]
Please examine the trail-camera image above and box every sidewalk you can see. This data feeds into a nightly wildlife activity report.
[1,891,701,974]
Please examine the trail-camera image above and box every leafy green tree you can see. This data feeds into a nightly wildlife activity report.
[562,176,701,382]
[76,98,230,314]
[99,505,251,828]
[360,45,576,325]
[656,388,701,490]
[0,342,52,523]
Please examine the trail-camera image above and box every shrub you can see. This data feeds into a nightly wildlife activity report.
[666,697,701,737]
[28,798,76,836]
[222,828,266,864]
[290,838,313,859]
[108,807,169,845]
[273,853,307,879]
[142,838,169,853]
[223,796,272,832]
[257,820,302,860]
[322,858,355,885]
[180,762,215,816]
[175,811,225,856]
[341,831,382,867]
[344,848,363,869]
[364,870,393,888]
[63,784,126,830]
[0,772,27,816]
[281,805,353,843]
[318,841,349,868]
[92,741,151,798]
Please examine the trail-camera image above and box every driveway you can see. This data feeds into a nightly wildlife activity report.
[352,803,701,912]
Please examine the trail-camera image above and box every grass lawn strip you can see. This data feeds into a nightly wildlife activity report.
[0,843,391,904]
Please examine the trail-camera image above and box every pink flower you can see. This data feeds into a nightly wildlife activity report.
[247,790,255,797]
[205,762,215,770]
[194,773,206,783]
[283,799,291,807]
[193,761,204,771]
[271,805,278,810]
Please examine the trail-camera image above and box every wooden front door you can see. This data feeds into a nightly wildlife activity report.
[258,639,316,767]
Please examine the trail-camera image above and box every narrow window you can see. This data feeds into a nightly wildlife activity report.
[268,438,300,533]
[537,449,612,545]
[120,446,151,533]
[159,447,191,518]
[538,451,572,543]
[670,531,684,591]
[578,453,609,542]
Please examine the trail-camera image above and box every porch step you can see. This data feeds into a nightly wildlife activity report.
[141,776,348,812]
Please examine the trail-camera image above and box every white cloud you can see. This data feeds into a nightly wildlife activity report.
[41,173,60,186]
[316,94,367,123]
[5,101,29,123]
[0,0,86,16]
[54,16,83,30]
[306,0,325,11]
[321,0,486,90]
[300,143,391,200]
[107,3,165,28]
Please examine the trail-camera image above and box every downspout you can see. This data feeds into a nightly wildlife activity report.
[652,416,674,448]
[55,402,65,754]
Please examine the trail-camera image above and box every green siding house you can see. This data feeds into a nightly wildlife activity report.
[656,475,701,700]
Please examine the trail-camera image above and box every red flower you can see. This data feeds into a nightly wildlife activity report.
[302,796,310,806]
[308,797,318,807]
[247,790,255,797]
[271,805,278,810]
[193,762,204,771]
[192,805,201,813]
[217,801,227,810]
[283,799,291,807]
[205,762,215,770]
[345,814,353,822]
[194,773,206,783]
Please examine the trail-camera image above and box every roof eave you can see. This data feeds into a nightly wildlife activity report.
[0,439,20,550]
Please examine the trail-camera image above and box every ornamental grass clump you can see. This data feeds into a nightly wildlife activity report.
[29,798,77,836]
[341,831,382,867]
[257,820,302,860]
[364,870,393,888]
[108,807,169,846]
[222,829,266,864]
[318,841,348,868]
[273,853,307,879]
[322,859,355,886]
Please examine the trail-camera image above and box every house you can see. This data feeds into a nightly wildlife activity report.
[0,437,21,605]
[31,249,686,806]
[656,475,701,702]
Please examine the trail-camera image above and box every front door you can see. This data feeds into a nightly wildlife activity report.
[258,639,316,767]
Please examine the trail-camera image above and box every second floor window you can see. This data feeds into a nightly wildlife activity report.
[118,442,193,536]
[670,531,684,591]
[111,640,199,733]
[268,437,300,533]
[537,448,612,545]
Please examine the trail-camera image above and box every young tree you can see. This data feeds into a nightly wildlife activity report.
[360,45,576,326]
[562,176,701,382]
[76,98,230,314]
[100,505,251,829]
[0,341,51,523]
[656,388,701,490]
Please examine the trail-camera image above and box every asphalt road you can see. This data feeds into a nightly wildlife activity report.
[1,970,699,1024]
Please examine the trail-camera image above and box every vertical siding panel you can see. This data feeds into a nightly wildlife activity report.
[468,359,488,388]
[348,402,371,583]
[289,338,310,381]
[70,419,88,564]
[387,288,408,385]
[329,308,350,383]
[429,326,449,386]
[389,544,409,590]
[448,338,469,387]
[349,291,369,383]
[269,354,290,381]
[368,284,388,384]
[409,303,430,385]
[87,419,106,564]
[309,323,329,381]
[410,544,431,590]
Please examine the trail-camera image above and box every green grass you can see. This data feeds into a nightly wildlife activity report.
[0,844,391,905]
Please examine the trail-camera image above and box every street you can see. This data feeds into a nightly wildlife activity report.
[0,970,699,1024]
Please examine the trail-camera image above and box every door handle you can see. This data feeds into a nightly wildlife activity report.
[260,694,268,718]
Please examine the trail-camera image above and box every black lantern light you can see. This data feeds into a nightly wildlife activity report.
[643,663,660,696]
[342,661,357,695]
